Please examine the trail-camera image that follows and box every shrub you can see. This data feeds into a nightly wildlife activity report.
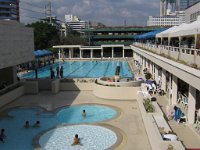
[190,63,198,69]
[143,98,155,113]
[145,72,152,80]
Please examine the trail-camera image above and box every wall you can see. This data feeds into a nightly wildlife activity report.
[0,20,34,69]
[185,2,200,23]
[0,67,15,84]
[23,81,38,94]
[97,78,142,87]
[93,83,138,100]
[0,86,24,108]
[60,83,93,91]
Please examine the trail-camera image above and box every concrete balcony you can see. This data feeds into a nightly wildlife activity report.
[133,42,200,68]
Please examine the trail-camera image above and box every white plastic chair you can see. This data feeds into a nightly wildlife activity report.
[181,96,188,110]
[177,92,182,104]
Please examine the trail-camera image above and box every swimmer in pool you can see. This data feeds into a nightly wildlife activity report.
[82,110,86,117]
[71,134,83,146]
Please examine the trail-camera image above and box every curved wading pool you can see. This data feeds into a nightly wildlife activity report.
[56,104,118,123]
[0,104,120,150]
[38,125,119,150]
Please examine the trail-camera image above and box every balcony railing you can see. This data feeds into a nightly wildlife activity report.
[133,42,200,68]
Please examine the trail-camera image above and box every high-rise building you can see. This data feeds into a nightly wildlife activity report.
[147,13,185,27]
[160,0,200,15]
[0,0,19,21]
[185,1,200,22]
[65,14,88,32]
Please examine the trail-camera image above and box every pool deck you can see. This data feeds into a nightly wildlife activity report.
[0,90,151,150]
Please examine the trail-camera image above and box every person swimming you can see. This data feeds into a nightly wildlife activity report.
[24,121,30,128]
[33,121,40,128]
[82,110,86,117]
[71,134,83,146]
[0,129,6,143]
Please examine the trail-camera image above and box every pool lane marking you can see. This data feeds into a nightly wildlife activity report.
[103,62,110,76]
[65,62,86,77]
[85,62,99,77]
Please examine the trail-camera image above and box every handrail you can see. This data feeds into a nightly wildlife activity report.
[133,42,200,67]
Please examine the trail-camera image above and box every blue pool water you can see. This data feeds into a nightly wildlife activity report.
[21,61,133,78]
[57,105,117,123]
[0,105,118,150]
[39,125,117,150]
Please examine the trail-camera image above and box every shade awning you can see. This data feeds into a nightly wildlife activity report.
[156,26,178,38]
[33,49,53,58]
[134,28,167,40]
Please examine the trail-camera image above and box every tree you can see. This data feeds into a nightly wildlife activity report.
[61,30,88,45]
[26,21,60,49]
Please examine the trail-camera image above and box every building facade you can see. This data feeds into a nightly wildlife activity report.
[0,0,19,21]
[0,20,34,84]
[185,1,200,22]
[82,27,158,46]
[65,14,88,32]
[147,14,185,26]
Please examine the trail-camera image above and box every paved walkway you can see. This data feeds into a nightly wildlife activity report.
[156,95,200,149]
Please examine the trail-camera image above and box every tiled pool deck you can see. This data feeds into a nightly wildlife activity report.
[0,91,151,150]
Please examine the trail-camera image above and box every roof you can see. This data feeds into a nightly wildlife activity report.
[82,27,160,32]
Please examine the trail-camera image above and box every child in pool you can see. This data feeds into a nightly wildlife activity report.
[24,121,30,128]
[33,121,40,128]
[71,134,83,146]
[82,110,86,117]
[0,129,6,143]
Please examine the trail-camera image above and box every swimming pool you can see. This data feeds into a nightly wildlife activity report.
[0,105,119,150]
[38,125,118,150]
[57,104,118,123]
[21,61,133,78]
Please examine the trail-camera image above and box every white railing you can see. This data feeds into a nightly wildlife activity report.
[133,42,200,67]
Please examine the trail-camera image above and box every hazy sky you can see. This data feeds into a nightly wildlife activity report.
[20,0,160,26]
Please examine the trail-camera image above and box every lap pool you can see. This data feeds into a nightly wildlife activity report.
[0,104,119,150]
[20,61,133,79]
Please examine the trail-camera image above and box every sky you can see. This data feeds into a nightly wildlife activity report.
[19,0,160,26]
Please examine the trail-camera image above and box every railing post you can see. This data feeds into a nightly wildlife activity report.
[194,49,197,65]
[178,47,181,61]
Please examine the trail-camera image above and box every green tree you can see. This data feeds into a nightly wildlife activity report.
[26,21,60,49]
[62,30,88,45]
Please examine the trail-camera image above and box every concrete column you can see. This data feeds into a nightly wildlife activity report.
[154,65,159,84]
[161,69,166,91]
[149,61,152,74]
[80,50,82,58]
[123,49,125,58]
[144,58,147,68]
[58,48,61,60]
[71,49,74,58]
[188,85,196,124]
[69,49,71,59]
[91,49,93,58]
[171,75,178,105]
[101,49,103,58]
[142,57,145,70]
[112,47,114,58]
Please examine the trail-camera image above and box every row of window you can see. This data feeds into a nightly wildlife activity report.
[190,11,200,21]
